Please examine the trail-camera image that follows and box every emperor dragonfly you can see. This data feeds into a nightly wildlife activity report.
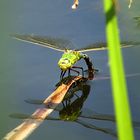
[12,34,139,80]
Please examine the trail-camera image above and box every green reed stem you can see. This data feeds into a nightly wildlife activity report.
[103,0,134,140]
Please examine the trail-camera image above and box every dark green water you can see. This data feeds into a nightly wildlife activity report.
[0,0,140,140]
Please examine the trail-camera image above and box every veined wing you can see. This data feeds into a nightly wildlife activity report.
[77,41,140,52]
[75,119,117,137]
[12,34,75,52]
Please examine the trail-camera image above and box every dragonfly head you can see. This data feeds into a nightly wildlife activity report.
[58,58,72,71]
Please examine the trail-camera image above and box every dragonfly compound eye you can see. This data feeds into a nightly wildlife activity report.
[63,58,70,64]
[58,58,72,71]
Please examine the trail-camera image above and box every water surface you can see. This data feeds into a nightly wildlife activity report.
[0,0,140,140]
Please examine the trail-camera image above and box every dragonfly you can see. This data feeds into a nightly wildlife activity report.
[12,34,140,80]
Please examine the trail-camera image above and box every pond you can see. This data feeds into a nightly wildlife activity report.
[0,0,140,140]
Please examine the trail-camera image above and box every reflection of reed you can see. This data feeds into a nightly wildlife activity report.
[3,76,84,140]
[10,77,140,138]
[5,75,140,139]
[10,77,118,137]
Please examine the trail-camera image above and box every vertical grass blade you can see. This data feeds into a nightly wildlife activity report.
[103,0,134,140]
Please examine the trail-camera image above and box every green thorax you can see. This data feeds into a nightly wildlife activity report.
[58,50,84,71]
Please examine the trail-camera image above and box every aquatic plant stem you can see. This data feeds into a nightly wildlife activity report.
[103,0,134,140]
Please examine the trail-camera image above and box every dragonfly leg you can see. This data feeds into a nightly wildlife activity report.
[68,69,71,76]
[60,70,66,79]
[62,101,66,108]
[94,68,99,73]
[84,68,99,73]
[69,68,80,76]
[71,66,84,77]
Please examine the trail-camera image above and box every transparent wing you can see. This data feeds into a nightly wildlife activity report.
[12,34,75,52]
[80,108,115,122]
[24,98,63,111]
[77,41,140,52]
[75,119,117,137]
[80,108,140,128]
[93,72,140,81]
[77,42,107,52]
[9,113,61,121]
[9,111,140,128]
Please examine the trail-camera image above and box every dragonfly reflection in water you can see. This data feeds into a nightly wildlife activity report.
[12,34,140,80]
[10,76,140,138]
